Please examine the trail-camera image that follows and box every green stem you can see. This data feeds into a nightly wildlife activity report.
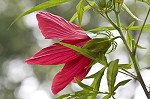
[121,68,137,79]
[134,7,150,56]
[119,70,137,79]
[85,0,107,19]
[105,11,150,98]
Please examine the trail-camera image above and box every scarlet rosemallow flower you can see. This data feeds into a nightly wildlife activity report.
[25,12,92,94]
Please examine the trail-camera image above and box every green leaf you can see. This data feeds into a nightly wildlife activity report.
[88,24,150,33]
[56,93,72,99]
[107,59,119,93]
[87,67,107,99]
[137,0,150,6]
[122,4,142,21]
[56,90,97,99]
[86,67,106,79]
[88,26,115,32]
[58,42,96,60]
[126,32,133,49]
[114,79,131,91]
[118,64,131,69]
[145,66,150,69]
[128,24,150,30]
[128,21,135,29]
[136,44,146,49]
[126,32,146,50]
[102,94,111,99]
[75,78,94,91]
[70,1,94,22]
[76,0,84,25]
[10,0,71,27]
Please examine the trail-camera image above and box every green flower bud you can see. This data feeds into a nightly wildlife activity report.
[95,0,113,12]
[95,0,107,9]
[83,38,111,54]
[115,0,124,4]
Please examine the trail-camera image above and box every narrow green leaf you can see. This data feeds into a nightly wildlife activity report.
[88,26,115,32]
[58,42,96,60]
[75,78,94,91]
[56,93,72,99]
[86,67,106,78]
[128,24,150,30]
[132,39,146,49]
[107,59,119,93]
[87,67,106,99]
[88,24,150,33]
[114,79,131,91]
[70,1,94,22]
[10,0,71,27]
[126,32,133,49]
[128,21,135,29]
[136,44,146,49]
[76,0,84,25]
[102,94,111,99]
[118,64,131,69]
[145,66,150,69]
[130,54,141,71]
[122,4,142,21]
[56,90,96,99]
[138,0,150,6]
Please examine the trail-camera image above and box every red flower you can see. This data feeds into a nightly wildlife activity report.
[25,12,92,94]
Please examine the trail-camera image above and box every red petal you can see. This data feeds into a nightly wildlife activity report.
[26,38,90,65]
[61,37,91,47]
[72,67,91,83]
[25,43,79,65]
[51,56,91,94]
[36,12,88,40]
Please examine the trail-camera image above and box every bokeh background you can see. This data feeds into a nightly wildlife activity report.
[0,0,150,99]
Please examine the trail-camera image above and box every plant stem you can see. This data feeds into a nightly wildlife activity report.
[105,11,150,98]
[121,68,137,79]
[133,7,150,56]
[119,70,136,79]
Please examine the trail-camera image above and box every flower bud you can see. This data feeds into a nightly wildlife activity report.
[115,0,124,4]
[95,0,107,9]
[95,0,113,12]
[83,38,111,54]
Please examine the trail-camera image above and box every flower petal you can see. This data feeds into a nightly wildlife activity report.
[51,56,91,94]
[72,67,91,83]
[25,43,79,65]
[36,12,88,40]
[26,38,90,65]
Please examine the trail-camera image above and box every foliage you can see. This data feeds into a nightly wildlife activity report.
[10,0,150,99]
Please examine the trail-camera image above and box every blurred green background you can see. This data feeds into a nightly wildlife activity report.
[0,0,150,99]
